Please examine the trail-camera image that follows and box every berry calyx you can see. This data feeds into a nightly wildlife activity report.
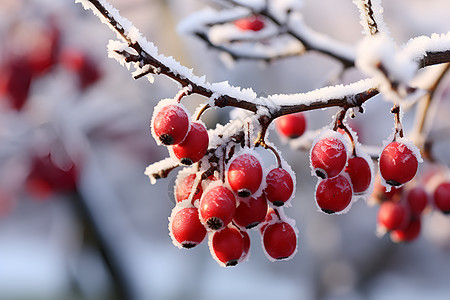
[172,122,209,165]
[227,152,263,197]
[275,112,306,139]
[264,167,294,207]
[433,182,450,214]
[234,15,265,31]
[199,184,236,231]
[315,174,353,214]
[345,156,372,194]
[379,141,419,187]
[152,104,190,145]
[210,226,244,267]
[262,221,297,261]
[175,173,202,205]
[233,194,268,229]
[310,137,348,179]
[169,206,207,249]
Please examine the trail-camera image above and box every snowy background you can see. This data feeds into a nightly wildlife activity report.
[0,0,450,299]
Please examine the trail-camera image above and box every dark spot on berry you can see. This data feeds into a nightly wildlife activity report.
[321,208,335,214]
[206,217,223,230]
[245,222,260,229]
[386,180,401,186]
[182,242,197,249]
[288,134,300,139]
[273,201,285,207]
[159,134,174,145]
[443,210,450,215]
[238,189,251,198]
[276,256,290,260]
[226,259,238,267]
[315,169,326,179]
[181,158,193,165]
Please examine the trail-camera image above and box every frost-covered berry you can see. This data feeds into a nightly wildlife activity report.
[210,226,244,267]
[264,167,294,207]
[315,174,353,214]
[227,152,263,197]
[262,221,297,261]
[239,230,251,263]
[406,187,428,216]
[433,182,450,214]
[152,104,190,145]
[275,112,306,139]
[377,201,410,232]
[371,175,403,204]
[233,194,268,229]
[199,184,236,231]
[390,217,421,243]
[234,15,265,31]
[175,173,202,205]
[345,156,372,194]
[169,206,207,249]
[379,141,419,187]
[171,122,209,165]
[259,208,277,234]
[310,137,347,179]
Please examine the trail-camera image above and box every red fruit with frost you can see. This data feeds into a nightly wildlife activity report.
[199,185,236,231]
[172,122,209,165]
[233,194,268,229]
[433,182,450,214]
[371,175,403,203]
[379,141,419,187]
[264,167,294,206]
[406,187,428,216]
[240,230,251,262]
[310,137,347,179]
[170,207,207,249]
[152,104,190,145]
[234,15,265,31]
[390,217,421,243]
[276,112,306,139]
[227,153,263,197]
[210,226,244,267]
[377,201,410,232]
[345,156,372,194]
[315,174,353,214]
[259,208,277,234]
[175,173,203,205]
[262,221,297,261]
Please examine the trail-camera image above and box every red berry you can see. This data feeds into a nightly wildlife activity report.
[234,15,265,31]
[0,59,33,111]
[262,221,297,261]
[169,206,207,249]
[390,217,421,243]
[175,173,203,205]
[210,226,244,267]
[371,175,403,204]
[433,182,450,214]
[152,104,190,145]
[406,187,428,216]
[275,112,306,139]
[315,174,353,214]
[199,184,236,231]
[264,167,294,206]
[310,137,347,179]
[377,201,410,232]
[379,141,419,187]
[60,48,102,90]
[345,156,372,194]
[227,153,263,197]
[233,194,268,229]
[172,122,209,165]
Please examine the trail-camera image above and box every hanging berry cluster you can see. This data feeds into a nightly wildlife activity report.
[149,92,300,267]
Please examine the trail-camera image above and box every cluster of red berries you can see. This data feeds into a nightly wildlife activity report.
[167,148,298,267]
[309,129,373,214]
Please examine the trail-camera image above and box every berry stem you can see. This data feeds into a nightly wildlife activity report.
[195,103,211,121]
[334,109,357,156]
[391,105,404,140]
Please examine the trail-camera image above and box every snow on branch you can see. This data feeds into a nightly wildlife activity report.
[76,0,450,121]
[352,0,390,36]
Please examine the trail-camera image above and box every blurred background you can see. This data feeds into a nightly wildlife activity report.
[0,0,450,299]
